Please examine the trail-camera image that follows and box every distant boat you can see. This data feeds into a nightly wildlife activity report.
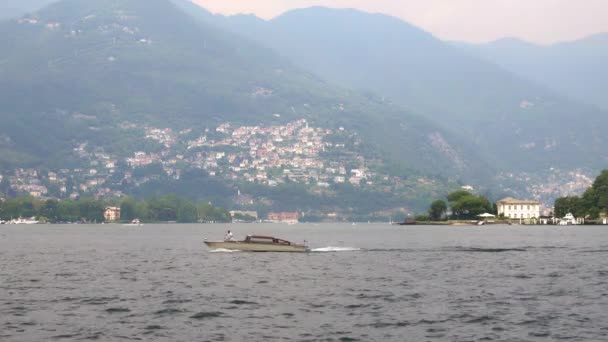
[559,213,578,225]
[9,217,39,225]
[123,218,143,227]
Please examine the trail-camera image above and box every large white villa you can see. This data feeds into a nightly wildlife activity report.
[497,197,540,219]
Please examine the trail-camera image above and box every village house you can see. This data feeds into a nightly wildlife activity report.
[104,206,121,222]
[497,197,540,219]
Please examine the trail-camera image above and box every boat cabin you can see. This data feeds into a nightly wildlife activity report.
[244,235,293,245]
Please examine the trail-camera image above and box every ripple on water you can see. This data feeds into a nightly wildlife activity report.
[513,273,534,279]
[464,315,494,324]
[51,334,79,340]
[229,300,258,305]
[162,299,192,304]
[144,325,164,330]
[450,247,528,253]
[82,332,105,340]
[344,303,371,309]
[3,224,608,341]
[80,297,119,305]
[154,308,185,316]
[190,311,224,319]
[104,307,131,313]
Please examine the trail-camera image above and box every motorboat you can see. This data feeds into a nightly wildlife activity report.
[559,213,578,225]
[204,235,309,252]
[123,218,143,227]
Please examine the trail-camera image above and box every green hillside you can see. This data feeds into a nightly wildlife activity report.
[0,0,496,214]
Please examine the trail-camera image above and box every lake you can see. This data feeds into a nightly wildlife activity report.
[1,223,608,341]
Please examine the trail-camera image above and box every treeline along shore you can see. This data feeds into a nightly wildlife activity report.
[2,170,607,225]
[0,195,231,224]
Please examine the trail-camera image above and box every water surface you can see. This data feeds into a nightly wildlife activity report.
[1,223,608,341]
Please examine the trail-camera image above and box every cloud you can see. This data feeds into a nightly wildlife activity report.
[192,0,608,44]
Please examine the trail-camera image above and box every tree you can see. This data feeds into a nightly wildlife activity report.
[0,199,21,220]
[554,196,582,218]
[177,202,198,223]
[446,190,492,220]
[447,190,472,203]
[57,200,80,222]
[554,170,608,219]
[198,202,230,223]
[592,170,608,214]
[78,198,105,223]
[41,199,59,222]
[120,197,137,222]
[19,198,36,218]
[428,200,447,221]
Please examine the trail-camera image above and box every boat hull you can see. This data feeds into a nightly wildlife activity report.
[204,241,308,253]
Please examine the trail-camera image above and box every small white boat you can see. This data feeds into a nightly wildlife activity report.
[204,235,309,253]
[123,218,143,227]
[559,213,578,225]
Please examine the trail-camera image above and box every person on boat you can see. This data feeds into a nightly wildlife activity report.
[224,230,234,241]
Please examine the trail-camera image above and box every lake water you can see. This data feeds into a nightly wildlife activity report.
[1,223,608,341]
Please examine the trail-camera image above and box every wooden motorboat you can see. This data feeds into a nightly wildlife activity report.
[204,235,309,252]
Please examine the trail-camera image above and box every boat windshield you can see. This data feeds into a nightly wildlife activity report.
[244,235,292,245]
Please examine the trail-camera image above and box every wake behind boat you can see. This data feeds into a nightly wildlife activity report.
[204,234,309,253]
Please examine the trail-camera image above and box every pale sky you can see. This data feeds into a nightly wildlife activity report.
[192,0,608,44]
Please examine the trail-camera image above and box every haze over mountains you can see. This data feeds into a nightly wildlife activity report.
[0,0,606,213]
[194,6,608,173]
[457,34,608,111]
[0,0,58,21]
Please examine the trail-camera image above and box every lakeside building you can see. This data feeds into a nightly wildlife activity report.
[104,206,121,222]
[497,197,540,219]
[267,212,299,224]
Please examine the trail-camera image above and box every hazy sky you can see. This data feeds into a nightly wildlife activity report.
[192,0,608,44]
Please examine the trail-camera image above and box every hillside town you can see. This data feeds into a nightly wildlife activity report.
[0,119,596,215]
[0,119,398,200]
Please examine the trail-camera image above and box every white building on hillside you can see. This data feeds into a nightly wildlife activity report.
[497,197,540,219]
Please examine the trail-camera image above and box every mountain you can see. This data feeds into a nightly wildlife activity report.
[191,6,608,173]
[457,34,608,111]
[0,0,59,21]
[0,0,491,213]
